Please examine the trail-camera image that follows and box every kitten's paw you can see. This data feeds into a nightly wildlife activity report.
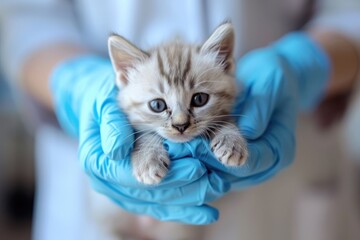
[132,150,170,185]
[211,134,248,167]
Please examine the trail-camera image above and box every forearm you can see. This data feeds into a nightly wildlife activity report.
[310,30,360,97]
[20,44,88,110]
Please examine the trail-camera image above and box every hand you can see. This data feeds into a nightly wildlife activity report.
[172,32,330,190]
[233,32,330,187]
[50,56,230,224]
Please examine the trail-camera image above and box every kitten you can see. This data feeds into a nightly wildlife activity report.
[109,23,248,185]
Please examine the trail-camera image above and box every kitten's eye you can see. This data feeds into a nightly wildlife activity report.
[191,93,209,107]
[148,99,167,113]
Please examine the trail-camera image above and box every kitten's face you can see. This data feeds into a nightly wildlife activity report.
[109,23,237,142]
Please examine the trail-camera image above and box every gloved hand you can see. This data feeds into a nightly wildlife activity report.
[50,56,231,225]
[234,32,331,181]
[173,32,330,190]
[50,32,330,225]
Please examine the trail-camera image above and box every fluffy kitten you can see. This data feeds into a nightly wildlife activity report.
[109,23,248,185]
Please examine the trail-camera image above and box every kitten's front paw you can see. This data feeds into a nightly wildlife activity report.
[132,150,170,185]
[211,134,248,167]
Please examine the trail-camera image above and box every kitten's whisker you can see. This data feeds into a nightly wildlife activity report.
[121,129,152,144]
[134,134,159,160]
[208,121,237,128]
[215,114,248,117]
[130,131,155,147]
[205,127,217,137]
[135,131,156,145]
[137,134,162,157]
[210,124,239,133]
[195,115,248,124]
[200,114,249,119]
[118,122,155,130]
[208,120,237,124]
[200,130,211,141]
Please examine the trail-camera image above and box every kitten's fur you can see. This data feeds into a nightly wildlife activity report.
[109,23,248,185]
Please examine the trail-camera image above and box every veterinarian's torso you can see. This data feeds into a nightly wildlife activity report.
[73,0,311,59]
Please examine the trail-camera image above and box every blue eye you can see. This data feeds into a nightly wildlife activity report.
[191,93,209,107]
[149,99,167,113]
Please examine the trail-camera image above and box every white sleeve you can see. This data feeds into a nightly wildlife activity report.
[309,0,360,48]
[0,0,82,82]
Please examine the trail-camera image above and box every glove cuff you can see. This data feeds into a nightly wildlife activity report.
[274,32,331,110]
[50,55,111,137]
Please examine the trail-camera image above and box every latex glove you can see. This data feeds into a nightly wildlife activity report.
[163,32,331,192]
[237,32,330,140]
[50,56,229,224]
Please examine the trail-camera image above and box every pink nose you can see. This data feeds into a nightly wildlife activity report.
[172,122,190,133]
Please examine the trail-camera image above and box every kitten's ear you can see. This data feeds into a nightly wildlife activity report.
[201,22,235,73]
[108,34,149,87]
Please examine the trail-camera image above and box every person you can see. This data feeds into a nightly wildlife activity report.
[0,0,359,239]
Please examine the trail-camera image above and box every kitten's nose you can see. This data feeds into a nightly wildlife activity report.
[172,122,190,133]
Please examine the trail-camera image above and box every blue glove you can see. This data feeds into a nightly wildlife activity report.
[236,32,330,140]
[233,33,330,183]
[183,32,331,189]
[50,56,231,224]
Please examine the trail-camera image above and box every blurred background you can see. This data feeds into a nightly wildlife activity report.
[0,68,34,238]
